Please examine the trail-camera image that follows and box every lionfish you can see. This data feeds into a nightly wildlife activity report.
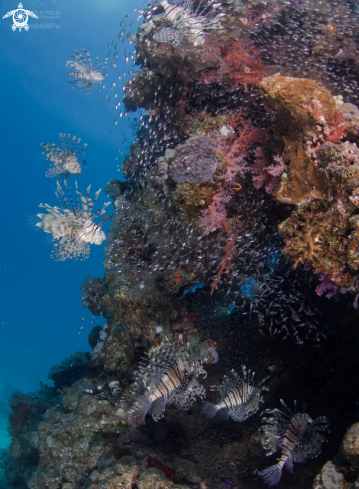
[151,0,225,47]
[121,338,207,424]
[40,133,87,180]
[258,400,329,486]
[36,181,110,261]
[66,49,105,94]
[202,366,269,421]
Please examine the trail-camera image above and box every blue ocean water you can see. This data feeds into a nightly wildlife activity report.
[0,0,142,448]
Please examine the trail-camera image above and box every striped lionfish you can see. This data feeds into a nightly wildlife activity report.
[202,366,269,421]
[40,133,87,180]
[121,338,207,424]
[151,0,225,47]
[258,400,329,486]
[66,49,105,94]
[36,181,110,261]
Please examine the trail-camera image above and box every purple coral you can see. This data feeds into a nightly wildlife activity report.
[170,135,218,184]
[315,274,339,300]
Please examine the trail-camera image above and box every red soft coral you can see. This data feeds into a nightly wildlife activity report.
[224,40,265,90]
[200,188,230,235]
[210,217,241,295]
[327,109,347,144]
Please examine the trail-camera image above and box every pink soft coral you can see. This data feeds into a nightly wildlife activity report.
[200,188,231,235]
[251,148,284,195]
[221,150,249,185]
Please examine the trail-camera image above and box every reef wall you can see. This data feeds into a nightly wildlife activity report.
[5,0,359,488]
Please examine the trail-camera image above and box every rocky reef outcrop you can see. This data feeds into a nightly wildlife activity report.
[6,0,359,488]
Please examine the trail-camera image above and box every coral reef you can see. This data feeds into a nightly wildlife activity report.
[10,1,359,488]
[48,352,95,389]
[313,461,344,489]
[6,371,208,489]
[259,74,335,205]
[0,449,7,489]
[169,135,218,184]
[312,422,359,489]
[340,423,359,471]
[6,386,61,487]
[277,108,359,290]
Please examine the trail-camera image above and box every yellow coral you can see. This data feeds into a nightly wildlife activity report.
[281,216,332,268]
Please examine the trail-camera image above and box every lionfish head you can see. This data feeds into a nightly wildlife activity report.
[79,219,106,244]
[91,70,105,82]
[192,361,207,379]
[63,155,82,174]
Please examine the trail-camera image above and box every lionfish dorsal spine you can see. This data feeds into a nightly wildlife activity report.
[83,48,93,68]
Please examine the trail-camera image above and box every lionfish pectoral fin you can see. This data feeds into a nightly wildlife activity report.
[258,464,282,486]
[229,406,246,422]
[151,397,167,421]
[201,401,218,419]
[217,407,230,421]
[46,166,67,179]
[284,454,293,474]
[128,394,151,424]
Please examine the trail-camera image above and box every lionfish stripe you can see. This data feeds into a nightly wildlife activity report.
[157,382,170,397]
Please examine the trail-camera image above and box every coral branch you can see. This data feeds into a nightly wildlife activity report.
[327,110,347,144]
[224,40,265,91]
[210,217,241,295]
[251,148,283,195]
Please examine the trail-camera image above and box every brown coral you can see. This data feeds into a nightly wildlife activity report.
[173,182,218,217]
[278,200,353,288]
[279,214,332,269]
[259,74,335,205]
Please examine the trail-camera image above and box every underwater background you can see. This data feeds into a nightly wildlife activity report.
[0,0,141,448]
[1,0,359,488]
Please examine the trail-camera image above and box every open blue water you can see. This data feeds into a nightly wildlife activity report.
[0,0,142,448]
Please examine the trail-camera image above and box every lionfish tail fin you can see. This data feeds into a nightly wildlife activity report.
[201,401,218,419]
[258,464,282,486]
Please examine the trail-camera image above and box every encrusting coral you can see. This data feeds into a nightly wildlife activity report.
[259,74,335,205]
